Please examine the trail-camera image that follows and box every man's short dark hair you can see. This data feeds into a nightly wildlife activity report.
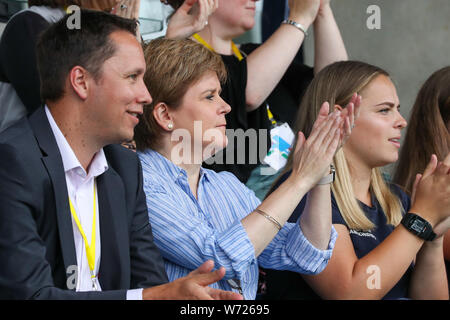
[36,9,137,102]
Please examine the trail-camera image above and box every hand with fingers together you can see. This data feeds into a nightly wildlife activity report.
[336,93,362,148]
[290,101,343,188]
[287,0,321,27]
[321,93,362,150]
[165,0,218,40]
[409,153,450,228]
[301,93,361,156]
[410,153,450,237]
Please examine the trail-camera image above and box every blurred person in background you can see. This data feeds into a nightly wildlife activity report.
[0,0,140,133]
[393,66,450,292]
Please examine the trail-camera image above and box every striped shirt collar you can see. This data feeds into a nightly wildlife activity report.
[138,148,210,182]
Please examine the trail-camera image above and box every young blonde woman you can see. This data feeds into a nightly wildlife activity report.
[394,66,450,291]
[263,61,450,300]
[134,38,358,300]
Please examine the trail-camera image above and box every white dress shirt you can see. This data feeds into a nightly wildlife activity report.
[45,106,143,300]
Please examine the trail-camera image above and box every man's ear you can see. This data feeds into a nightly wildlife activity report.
[69,66,90,100]
[153,102,174,131]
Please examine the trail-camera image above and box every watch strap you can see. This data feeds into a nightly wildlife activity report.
[317,164,335,185]
[401,212,436,241]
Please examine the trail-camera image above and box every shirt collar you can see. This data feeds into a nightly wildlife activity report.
[138,149,210,182]
[45,105,108,178]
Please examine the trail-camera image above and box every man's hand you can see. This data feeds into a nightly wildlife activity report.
[142,260,243,300]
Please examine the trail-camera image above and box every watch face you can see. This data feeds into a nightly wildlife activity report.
[410,219,426,233]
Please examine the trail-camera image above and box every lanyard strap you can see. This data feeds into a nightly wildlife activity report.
[266,103,277,127]
[192,33,244,61]
[231,42,244,61]
[68,182,97,279]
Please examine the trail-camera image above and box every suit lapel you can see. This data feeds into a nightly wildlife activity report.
[29,108,77,288]
[97,166,130,290]
[42,156,78,280]
[29,108,131,290]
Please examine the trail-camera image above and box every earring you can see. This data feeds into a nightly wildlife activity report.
[167,123,174,130]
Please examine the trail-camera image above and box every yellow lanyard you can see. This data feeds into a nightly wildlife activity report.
[266,103,277,127]
[192,33,244,61]
[68,182,98,289]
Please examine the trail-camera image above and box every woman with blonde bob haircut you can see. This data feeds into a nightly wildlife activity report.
[134,38,358,300]
[263,61,450,300]
[161,0,348,188]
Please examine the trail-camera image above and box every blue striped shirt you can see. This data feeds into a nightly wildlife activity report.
[138,149,337,299]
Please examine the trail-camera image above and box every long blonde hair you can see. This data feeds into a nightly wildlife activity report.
[279,61,404,230]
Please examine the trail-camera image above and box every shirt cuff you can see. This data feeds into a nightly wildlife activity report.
[285,223,337,275]
[126,288,143,300]
[215,220,256,279]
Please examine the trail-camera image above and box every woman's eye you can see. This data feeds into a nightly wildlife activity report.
[206,95,214,101]
[129,74,137,81]
[379,108,390,114]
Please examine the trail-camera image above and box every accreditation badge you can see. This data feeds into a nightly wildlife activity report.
[263,122,295,171]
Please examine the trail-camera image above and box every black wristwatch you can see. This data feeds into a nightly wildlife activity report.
[401,212,436,241]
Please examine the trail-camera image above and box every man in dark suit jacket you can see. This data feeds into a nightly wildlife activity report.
[0,9,242,300]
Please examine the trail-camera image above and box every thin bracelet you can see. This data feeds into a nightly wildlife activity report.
[281,19,308,37]
[254,209,282,231]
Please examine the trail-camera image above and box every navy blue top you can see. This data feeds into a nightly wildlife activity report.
[263,171,414,300]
